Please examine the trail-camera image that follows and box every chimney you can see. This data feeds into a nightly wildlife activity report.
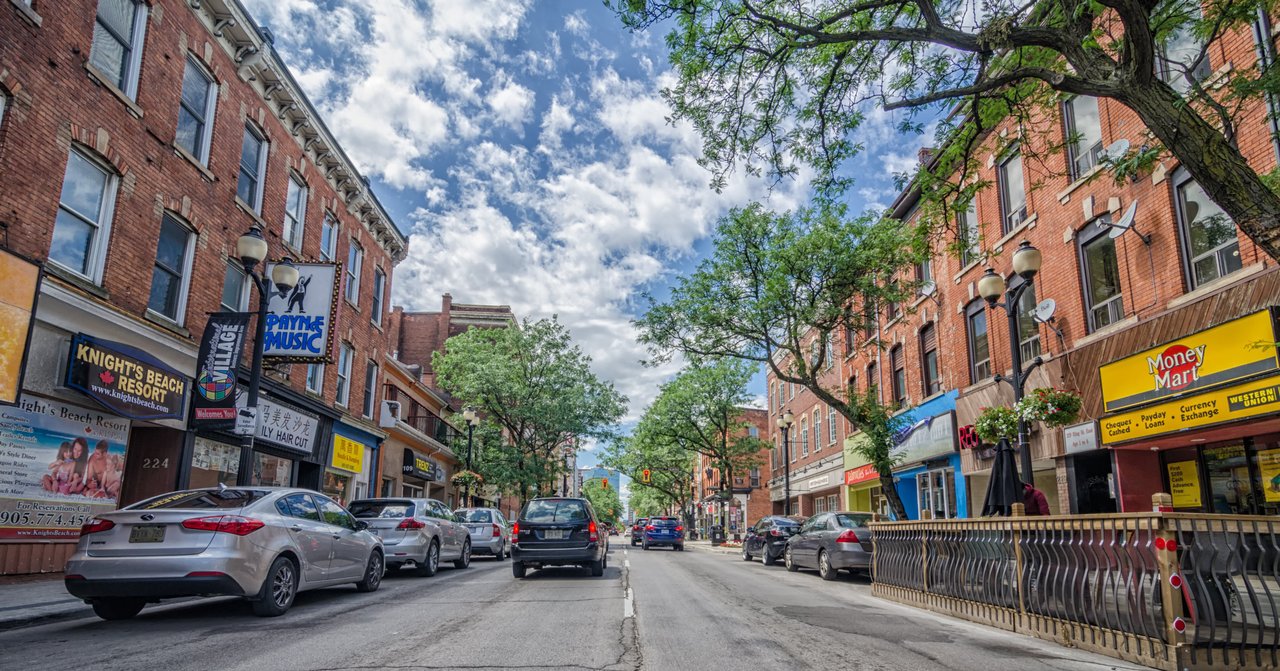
[917,147,936,167]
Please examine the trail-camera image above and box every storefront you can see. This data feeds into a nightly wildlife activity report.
[843,456,888,517]
[187,386,330,491]
[394,447,445,499]
[771,452,844,517]
[1062,420,1118,513]
[326,421,381,505]
[885,393,967,520]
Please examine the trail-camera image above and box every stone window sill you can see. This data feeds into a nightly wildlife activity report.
[234,197,269,229]
[9,0,41,27]
[1055,164,1105,203]
[144,309,192,339]
[992,213,1039,253]
[1166,262,1266,311]
[84,63,143,119]
[173,144,215,183]
[953,258,982,284]
[46,263,109,301]
[1071,314,1139,349]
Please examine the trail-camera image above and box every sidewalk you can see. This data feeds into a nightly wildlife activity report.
[683,539,741,555]
[0,573,92,631]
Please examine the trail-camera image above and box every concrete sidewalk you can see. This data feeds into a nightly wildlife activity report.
[683,539,741,555]
[0,573,93,631]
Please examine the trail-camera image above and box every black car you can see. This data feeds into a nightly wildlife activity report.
[629,518,648,546]
[511,497,608,578]
[741,515,804,565]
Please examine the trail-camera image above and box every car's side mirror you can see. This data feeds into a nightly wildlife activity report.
[354,520,369,531]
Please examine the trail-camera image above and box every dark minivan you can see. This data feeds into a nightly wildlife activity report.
[511,498,607,578]
[741,515,804,565]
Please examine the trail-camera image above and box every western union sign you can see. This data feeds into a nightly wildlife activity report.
[1099,310,1279,413]
[1100,374,1280,444]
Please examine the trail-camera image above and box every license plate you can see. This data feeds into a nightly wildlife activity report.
[468,525,484,534]
[544,529,565,540]
[129,525,165,543]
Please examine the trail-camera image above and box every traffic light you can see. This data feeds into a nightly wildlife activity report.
[641,469,651,484]
[601,478,609,490]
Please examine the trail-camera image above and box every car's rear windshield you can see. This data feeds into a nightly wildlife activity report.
[129,489,267,510]
[457,509,492,523]
[773,517,801,527]
[521,500,589,523]
[835,513,873,528]
[349,500,415,518]
[651,518,678,526]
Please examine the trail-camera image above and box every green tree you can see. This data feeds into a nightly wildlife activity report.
[615,0,1280,261]
[583,478,624,527]
[627,485,674,519]
[602,435,697,524]
[635,205,916,519]
[433,317,627,505]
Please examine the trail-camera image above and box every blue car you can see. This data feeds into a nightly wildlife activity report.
[641,516,684,551]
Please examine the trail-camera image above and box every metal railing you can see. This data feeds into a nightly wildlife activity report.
[870,495,1280,671]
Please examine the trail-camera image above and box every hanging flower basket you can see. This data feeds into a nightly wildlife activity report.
[450,470,484,489]
[974,406,1019,444]
[1016,388,1083,428]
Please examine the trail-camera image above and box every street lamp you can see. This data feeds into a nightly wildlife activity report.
[561,444,575,496]
[462,406,479,506]
[776,410,794,515]
[977,240,1045,484]
[234,224,299,486]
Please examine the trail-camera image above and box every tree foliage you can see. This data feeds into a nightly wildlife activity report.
[626,485,673,519]
[583,478,625,526]
[601,435,697,522]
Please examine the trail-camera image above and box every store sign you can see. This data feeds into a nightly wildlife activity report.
[891,411,957,465]
[0,395,130,539]
[808,474,830,490]
[263,262,340,363]
[844,464,878,486]
[191,312,251,429]
[1099,374,1280,444]
[1063,421,1099,454]
[331,434,364,474]
[402,448,441,481]
[1100,310,1279,413]
[0,249,42,406]
[1166,460,1202,508]
[65,334,187,421]
[235,396,318,454]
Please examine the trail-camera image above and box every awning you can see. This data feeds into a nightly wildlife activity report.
[402,448,443,481]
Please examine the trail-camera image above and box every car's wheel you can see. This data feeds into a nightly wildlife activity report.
[742,546,753,561]
[512,561,526,579]
[785,546,799,572]
[252,556,297,617]
[818,549,837,581]
[675,544,684,552]
[454,540,472,570]
[590,558,604,577]
[762,547,777,566]
[495,544,506,561]
[630,539,637,547]
[355,551,384,592]
[91,597,145,621]
[415,539,440,577]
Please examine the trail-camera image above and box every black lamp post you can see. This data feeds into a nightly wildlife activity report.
[776,410,794,515]
[233,224,299,486]
[977,240,1046,485]
[462,406,479,506]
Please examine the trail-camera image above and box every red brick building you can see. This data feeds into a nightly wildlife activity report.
[0,0,406,573]
[765,346,850,517]
[693,407,771,536]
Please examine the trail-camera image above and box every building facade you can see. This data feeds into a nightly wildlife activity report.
[766,348,849,517]
[693,407,771,535]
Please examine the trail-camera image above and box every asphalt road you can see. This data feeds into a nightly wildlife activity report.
[0,540,1145,671]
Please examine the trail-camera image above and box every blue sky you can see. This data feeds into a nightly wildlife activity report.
[244,1,925,476]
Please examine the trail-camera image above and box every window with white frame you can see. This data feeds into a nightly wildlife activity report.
[800,418,808,457]
[1079,215,1125,331]
[320,214,337,261]
[998,145,1027,233]
[0,92,7,130]
[220,262,249,312]
[824,340,834,370]
[306,363,324,394]
[51,148,118,283]
[362,360,378,418]
[236,125,267,212]
[1159,12,1212,92]
[283,175,307,250]
[1064,96,1103,180]
[147,215,195,323]
[1177,173,1241,289]
[966,300,991,383]
[1013,278,1042,364]
[336,343,353,406]
[812,409,821,452]
[175,57,216,164]
[345,240,362,305]
[90,0,148,99]
[828,406,837,445]
[371,267,386,327]
[958,197,979,266]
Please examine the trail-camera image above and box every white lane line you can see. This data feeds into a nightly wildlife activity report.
[623,587,634,619]
[624,559,630,568]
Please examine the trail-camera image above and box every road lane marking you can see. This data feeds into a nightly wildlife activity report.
[623,587,634,619]
[624,559,630,568]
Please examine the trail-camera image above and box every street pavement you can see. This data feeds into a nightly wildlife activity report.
[0,539,1145,671]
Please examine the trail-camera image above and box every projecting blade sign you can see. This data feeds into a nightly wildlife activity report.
[263,262,341,363]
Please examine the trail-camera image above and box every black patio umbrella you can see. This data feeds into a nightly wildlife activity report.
[982,438,1023,517]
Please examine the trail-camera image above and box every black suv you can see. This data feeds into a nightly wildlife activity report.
[741,515,804,565]
[629,518,648,546]
[511,497,607,578]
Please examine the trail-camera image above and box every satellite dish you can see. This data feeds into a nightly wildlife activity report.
[1103,138,1130,161]
[1033,298,1057,324]
[1107,199,1139,240]
[919,280,937,297]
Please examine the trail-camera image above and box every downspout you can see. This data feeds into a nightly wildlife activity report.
[1253,10,1280,165]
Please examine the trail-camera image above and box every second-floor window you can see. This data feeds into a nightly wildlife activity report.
[320,215,337,261]
[90,0,148,99]
[345,240,363,305]
[52,148,118,283]
[237,125,267,212]
[283,176,307,250]
[1177,174,1241,289]
[958,197,979,266]
[147,215,195,324]
[1080,216,1125,331]
[998,146,1027,233]
[920,323,940,396]
[890,345,906,406]
[336,343,353,406]
[306,363,324,394]
[176,57,217,164]
[221,262,249,312]
[1014,278,1042,364]
[966,300,991,383]
[362,360,379,418]
[1064,96,1103,179]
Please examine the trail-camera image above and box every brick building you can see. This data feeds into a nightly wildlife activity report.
[389,294,517,389]
[0,0,406,573]
[693,407,771,537]
[766,346,850,517]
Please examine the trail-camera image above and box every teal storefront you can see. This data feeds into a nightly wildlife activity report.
[890,391,968,520]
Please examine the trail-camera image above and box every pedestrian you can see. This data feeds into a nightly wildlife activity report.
[1023,481,1051,516]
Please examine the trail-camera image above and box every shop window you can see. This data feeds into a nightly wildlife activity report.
[890,345,906,407]
[917,468,957,519]
[920,323,940,396]
[236,124,268,212]
[90,0,148,99]
[965,300,991,382]
[1079,216,1125,331]
[52,147,118,283]
[220,261,249,312]
[283,175,307,250]
[147,214,195,324]
[1063,96,1103,179]
[1176,173,1241,289]
[252,452,292,486]
[401,482,423,498]
[826,494,837,512]
[176,57,217,164]
[998,145,1027,233]
[1204,444,1252,514]
[1012,277,1041,364]
[958,197,979,266]
[190,437,239,489]
[320,214,338,261]
[815,496,827,514]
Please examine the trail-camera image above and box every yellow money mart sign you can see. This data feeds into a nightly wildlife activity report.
[330,434,364,473]
[1099,374,1280,443]
[1099,310,1279,414]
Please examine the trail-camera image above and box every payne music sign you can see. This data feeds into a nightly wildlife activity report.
[262,262,340,363]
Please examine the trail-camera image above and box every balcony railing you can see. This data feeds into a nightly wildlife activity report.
[384,384,461,449]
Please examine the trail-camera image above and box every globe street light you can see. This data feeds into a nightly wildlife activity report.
[234,224,299,486]
[461,406,480,506]
[977,240,1045,484]
[776,410,795,515]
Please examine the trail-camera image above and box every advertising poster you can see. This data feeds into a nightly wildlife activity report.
[0,249,42,406]
[0,395,130,539]
[65,333,188,421]
[191,312,251,430]
[1167,460,1203,509]
[330,434,363,473]
[1258,449,1280,503]
[263,262,339,363]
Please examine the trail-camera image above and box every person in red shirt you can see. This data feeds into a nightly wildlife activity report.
[1023,482,1051,516]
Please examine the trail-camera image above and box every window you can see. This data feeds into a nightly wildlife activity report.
[147,215,195,323]
[966,300,991,382]
[1177,175,1241,288]
[220,262,249,312]
[886,300,901,322]
[320,215,338,261]
[1160,14,1211,92]
[958,197,979,266]
[998,146,1027,233]
[336,343,353,406]
[862,297,877,340]
[916,259,933,290]
[775,383,783,411]
[890,345,906,406]
[750,468,760,488]
[867,362,878,396]
[1064,96,1103,179]
[1079,216,1125,331]
[371,267,386,326]
[812,409,821,452]
[1013,278,1041,363]
[920,323,940,396]
[51,148,118,282]
[283,175,307,250]
[800,418,808,457]
[815,496,827,514]
[345,240,363,305]
[824,339,834,370]
[362,360,379,418]
[827,406,837,445]
[176,57,216,164]
[748,426,759,439]
[789,381,795,400]
[306,364,323,394]
[236,125,267,212]
[90,0,148,99]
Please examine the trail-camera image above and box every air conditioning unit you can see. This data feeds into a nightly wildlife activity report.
[379,400,401,428]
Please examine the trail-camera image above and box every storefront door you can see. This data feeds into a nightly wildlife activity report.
[916,469,956,519]
[1069,451,1117,514]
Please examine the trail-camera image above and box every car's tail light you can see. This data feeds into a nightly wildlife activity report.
[769,528,782,537]
[492,524,502,538]
[588,520,598,542]
[675,525,684,532]
[80,518,115,536]
[181,515,265,536]
[511,522,520,545]
[836,529,860,544]
[645,525,655,531]
[396,518,426,530]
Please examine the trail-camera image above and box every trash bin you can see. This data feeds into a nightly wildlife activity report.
[710,527,726,545]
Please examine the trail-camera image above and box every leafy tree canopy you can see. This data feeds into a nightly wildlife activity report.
[583,478,625,526]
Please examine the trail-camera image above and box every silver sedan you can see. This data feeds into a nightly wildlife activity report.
[348,497,472,576]
[64,487,385,620]
[454,508,511,560]
[784,511,876,580]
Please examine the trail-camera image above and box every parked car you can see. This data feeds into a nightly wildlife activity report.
[64,487,384,620]
[784,511,876,580]
[348,497,472,576]
[511,497,607,578]
[741,515,804,565]
[454,507,510,560]
[630,518,649,546]
[641,516,684,551]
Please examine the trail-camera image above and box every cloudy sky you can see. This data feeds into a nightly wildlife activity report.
[244,0,918,468]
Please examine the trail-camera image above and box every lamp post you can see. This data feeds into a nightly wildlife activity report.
[776,410,794,515]
[233,225,299,486]
[561,445,574,496]
[462,406,479,506]
[977,240,1045,484]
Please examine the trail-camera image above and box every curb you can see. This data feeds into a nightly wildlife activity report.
[684,543,740,556]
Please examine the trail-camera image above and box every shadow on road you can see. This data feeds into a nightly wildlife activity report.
[517,566,622,581]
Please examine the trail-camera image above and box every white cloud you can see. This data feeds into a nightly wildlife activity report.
[565,10,590,36]
[486,75,536,130]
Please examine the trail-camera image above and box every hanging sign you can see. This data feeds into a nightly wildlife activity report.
[65,334,187,421]
[402,448,441,481]
[191,312,251,429]
[263,262,340,363]
[0,249,42,406]
[1166,460,1202,508]
[235,395,318,454]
